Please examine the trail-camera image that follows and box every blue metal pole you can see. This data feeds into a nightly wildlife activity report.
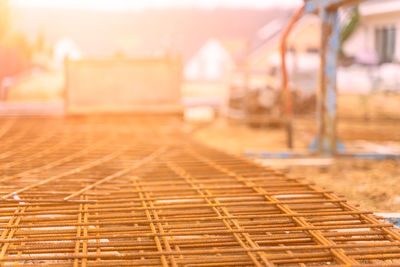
[317,8,340,156]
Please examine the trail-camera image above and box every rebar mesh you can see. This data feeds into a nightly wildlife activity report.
[0,115,399,266]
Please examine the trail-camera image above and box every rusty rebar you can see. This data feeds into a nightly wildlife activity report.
[0,115,399,266]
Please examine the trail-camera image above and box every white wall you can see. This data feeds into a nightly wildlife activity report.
[338,64,400,93]
[66,58,182,113]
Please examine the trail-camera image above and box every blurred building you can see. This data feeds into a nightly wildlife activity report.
[342,0,400,93]
[246,14,320,93]
[182,38,247,108]
[344,0,399,64]
[184,38,233,82]
[53,37,82,67]
[184,38,249,82]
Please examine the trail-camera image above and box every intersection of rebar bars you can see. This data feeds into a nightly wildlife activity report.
[0,115,399,266]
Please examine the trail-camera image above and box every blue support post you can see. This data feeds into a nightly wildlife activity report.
[303,0,357,156]
[317,8,340,156]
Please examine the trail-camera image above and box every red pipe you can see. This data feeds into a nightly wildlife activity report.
[280,5,305,116]
[280,5,304,149]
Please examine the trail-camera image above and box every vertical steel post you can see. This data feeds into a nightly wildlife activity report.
[317,8,340,156]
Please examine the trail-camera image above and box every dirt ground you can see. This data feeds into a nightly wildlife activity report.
[5,74,400,213]
[285,159,400,213]
[193,117,400,213]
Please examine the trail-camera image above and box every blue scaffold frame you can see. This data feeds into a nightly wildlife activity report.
[305,0,364,156]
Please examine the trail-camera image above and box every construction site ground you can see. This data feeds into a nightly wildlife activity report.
[1,115,400,265]
[193,116,400,213]
[3,82,400,213]
[2,77,400,264]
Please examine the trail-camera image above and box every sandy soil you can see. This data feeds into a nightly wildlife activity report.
[193,117,400,213]
[285,159,400,213]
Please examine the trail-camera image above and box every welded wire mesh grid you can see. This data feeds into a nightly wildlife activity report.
[0,116,399,266]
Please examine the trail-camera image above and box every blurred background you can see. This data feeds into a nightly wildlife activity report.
[0,0,400,212]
